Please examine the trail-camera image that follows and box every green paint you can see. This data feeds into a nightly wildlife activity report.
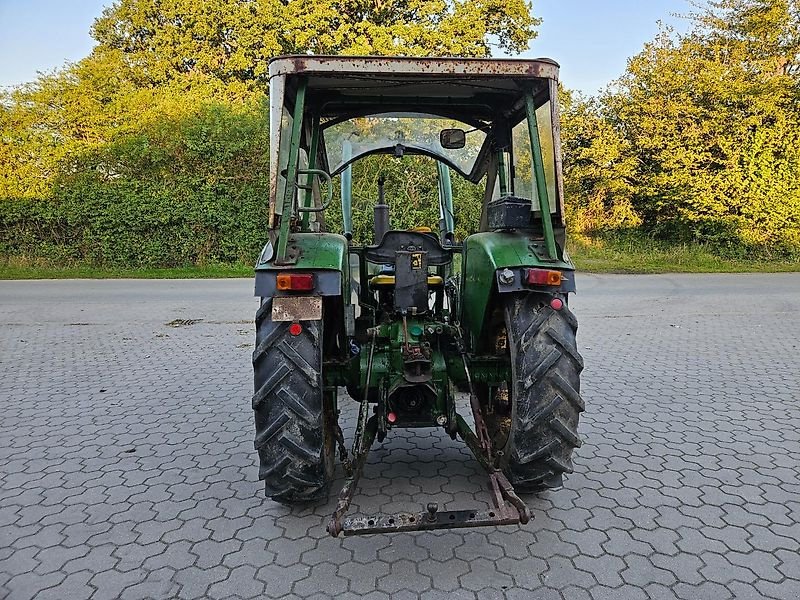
[525,92,558,260]
[357,317,451,425]
[259,66,581,445]
[257,232,349,278]
[276,78,307,262]
[460,230,573,347]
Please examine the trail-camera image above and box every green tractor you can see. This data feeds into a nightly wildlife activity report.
[252,56,583,537]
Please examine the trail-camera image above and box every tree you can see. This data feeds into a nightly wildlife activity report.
[692,0,800,75]
[598,0,800,254]
[559,88,639,235]
[1,0,541,266]
[90,0,540,85]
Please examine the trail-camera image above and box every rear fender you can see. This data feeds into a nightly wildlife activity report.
[460,231,575,349]
[255,232,349,295]
[254,232,350,347]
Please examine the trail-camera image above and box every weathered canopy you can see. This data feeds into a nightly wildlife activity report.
[267,55,566,229]
[268,55,560,125]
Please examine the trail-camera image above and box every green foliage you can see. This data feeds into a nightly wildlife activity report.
[3,0,800,269]
[91,0,539,85]
[568,229,800,273]
[0,263,253,279]
[2,100,270,266]
[1,0,538,268]
[324,156,482,245]
[560,0,800,257]
[559,88,640,234]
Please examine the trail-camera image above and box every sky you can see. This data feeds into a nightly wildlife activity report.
[0,0,690,94]
[527,0,691,94]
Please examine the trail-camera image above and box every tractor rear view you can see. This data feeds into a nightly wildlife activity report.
[252,56,583,536]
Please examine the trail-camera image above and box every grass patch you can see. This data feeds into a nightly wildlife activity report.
[568,234,800,273]
[0,261,252,280]
[3,235,799,279]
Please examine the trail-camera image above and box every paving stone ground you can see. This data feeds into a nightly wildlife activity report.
[1,273,800,600]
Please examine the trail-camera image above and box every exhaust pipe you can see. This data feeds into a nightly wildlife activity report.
[374,176,390,244]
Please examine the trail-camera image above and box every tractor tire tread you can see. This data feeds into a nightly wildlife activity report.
[504,293,584,493]
[252,297,332,504]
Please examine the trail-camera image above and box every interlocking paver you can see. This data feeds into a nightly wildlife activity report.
[32,570,94,600]
[458,557,513,592]
[255,562,309,598]
[2,274,800,599]
[292,562,349,598]
[620,554,676,588]
[118,567,181,600]
[541,556,596,590]
[173,566,230,600]
[377,559,432,594]
[89,568,150,600]
[338,557,391,594]
[417,555,470,591]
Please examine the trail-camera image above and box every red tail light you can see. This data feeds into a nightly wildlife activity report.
[276,273,314,292]
[526,268,562,287]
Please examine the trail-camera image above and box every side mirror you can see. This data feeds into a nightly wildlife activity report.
[440,128,466,149]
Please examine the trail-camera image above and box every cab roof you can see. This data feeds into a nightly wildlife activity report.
[268,55,560,124]
[268,55,560,79]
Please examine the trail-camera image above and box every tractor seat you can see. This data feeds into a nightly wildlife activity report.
[369,274,444,288]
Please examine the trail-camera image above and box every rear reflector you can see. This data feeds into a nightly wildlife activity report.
[289,323,303,336]
[526,268,562,287]
[276,273,314,292]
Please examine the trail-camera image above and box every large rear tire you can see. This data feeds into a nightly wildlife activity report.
[252,298,335,503]
[485,293,584,492]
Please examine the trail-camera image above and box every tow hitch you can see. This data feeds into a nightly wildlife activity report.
[326,346,531,537]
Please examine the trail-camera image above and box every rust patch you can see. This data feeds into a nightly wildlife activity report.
[271,296,322,322]
[269,55,559,81]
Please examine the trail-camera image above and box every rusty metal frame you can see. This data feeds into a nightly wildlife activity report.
[275,77,307,263]
[329,409,531,536]
[269,55,560,80]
